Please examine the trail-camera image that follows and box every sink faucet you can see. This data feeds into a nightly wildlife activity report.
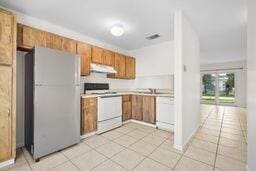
[149,88,156,94]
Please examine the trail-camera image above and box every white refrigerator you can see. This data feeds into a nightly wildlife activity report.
[25,46,80,161]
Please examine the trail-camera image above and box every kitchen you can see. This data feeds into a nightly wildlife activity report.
[2,0,249,170]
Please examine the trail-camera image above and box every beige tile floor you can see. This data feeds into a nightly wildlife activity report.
[3,105,247,171]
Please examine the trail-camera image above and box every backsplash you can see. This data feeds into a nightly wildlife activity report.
[80,72,132,93]
[80,73,174,93]
[130,75,174,90]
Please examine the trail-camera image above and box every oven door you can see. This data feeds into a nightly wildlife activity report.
[98,95,122,122]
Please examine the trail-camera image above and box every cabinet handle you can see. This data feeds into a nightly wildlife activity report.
[8,109,10,116]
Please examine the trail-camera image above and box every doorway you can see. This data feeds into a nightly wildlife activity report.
[201,72,236,105]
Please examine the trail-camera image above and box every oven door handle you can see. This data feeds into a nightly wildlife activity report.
[100,95,121,98]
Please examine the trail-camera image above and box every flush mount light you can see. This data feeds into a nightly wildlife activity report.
[110,25,124,37]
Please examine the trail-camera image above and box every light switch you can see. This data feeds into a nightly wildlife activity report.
[183,65,187,72]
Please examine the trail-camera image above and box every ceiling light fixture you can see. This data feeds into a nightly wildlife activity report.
[110,25,124,37]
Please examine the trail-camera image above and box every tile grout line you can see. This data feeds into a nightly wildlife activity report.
[61,151,82,171]
[213,106,225,171]
[173,105,216,170]
[21,148,33,171]
[131,134,173,170]
[88,124,159,170]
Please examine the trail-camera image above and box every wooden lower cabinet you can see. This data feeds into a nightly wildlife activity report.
[142,96,156,124]
[81,97,97,135]
[131,95,156,124]
[122,95,132,121]
[131,95,143,121]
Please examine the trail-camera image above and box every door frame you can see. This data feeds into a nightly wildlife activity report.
[201,70,237,106]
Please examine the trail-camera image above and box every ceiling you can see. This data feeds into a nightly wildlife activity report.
[0,0,247,62]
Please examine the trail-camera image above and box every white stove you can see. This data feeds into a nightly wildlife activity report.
[84,83,122,134]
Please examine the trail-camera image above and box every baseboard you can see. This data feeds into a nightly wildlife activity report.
[174,124,200,151]
[246,164,249,171]
[16,142,24,148]
[80,132,96,140]
[0,158,14,169]
[127,119,156,128]
[156,121,174,132]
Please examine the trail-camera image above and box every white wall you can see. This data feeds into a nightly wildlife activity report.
[129,41,174,76]
[129,41,174,90]
[200,60,247,107]
[174,11,200,150]
[16,51,26,147]
[247,0,256,170]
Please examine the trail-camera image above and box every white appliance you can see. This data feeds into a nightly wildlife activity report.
[84,83,122,134]
[25,46,80,161]
[97,95,122,134]
[90,63,117,74]
[156,97,174,132]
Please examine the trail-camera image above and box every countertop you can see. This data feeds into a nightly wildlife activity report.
[80,91,174,98]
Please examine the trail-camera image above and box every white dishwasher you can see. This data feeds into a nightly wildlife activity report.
[97,95,122,134]
[156,97,174,132]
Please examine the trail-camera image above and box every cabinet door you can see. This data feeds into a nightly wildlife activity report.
[113,53,126,78]
[0,66,12,161]
[125,57,136,79]
[81,98,97,135]
[46,33,62,50]
[91,46,104,64]
[61,38,76,54]
[142,96,156,124]
[132,95,143,121]
[0,11,13,65]
[77,42,91,76]
[122,95,131,121]
[22,25,46,49]
[103,50,114,66]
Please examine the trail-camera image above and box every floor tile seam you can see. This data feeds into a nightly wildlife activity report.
[236,110,247,143]
[55,152,82,171]
[131,135,173,170]
[19,150,33,171]
[213,107,225,170]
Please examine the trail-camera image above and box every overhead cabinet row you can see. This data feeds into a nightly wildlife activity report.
[17,24,135,79]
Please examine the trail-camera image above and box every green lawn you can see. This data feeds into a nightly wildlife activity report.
[202,96,235,104]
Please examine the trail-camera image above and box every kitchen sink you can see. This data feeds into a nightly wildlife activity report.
[137,92,166,95]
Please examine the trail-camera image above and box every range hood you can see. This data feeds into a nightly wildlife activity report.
[90,63,117,74]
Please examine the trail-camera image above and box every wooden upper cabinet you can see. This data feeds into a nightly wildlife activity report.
[81,97,97,135]
[0,10,15,65]
[91,46,104,64]
[131,95,143,121]
[142,96,156,124]
[125,57,136,79]
[103,50,114,66]
[111,53,126,78]
[77,42,91,76]
[61,38,76,54]
[46,33,62,51]
[18,24,46,50]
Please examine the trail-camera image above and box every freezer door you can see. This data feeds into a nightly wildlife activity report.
[34,46,80,85]
[33,85,80,159]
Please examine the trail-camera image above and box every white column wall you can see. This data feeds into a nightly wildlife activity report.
[247,0,256,170]
[174,11,200,150]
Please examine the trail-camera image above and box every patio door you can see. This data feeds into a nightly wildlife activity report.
[201,72,236,105]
